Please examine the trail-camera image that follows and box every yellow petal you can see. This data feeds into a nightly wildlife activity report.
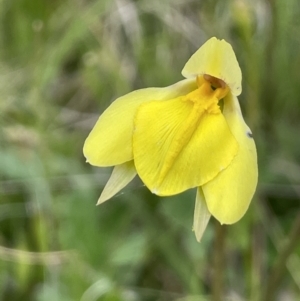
[182,37,242,96]
[83,79,197,167]
[133,97,239,196]
[97,161,136,205]
[193,187,211,242]
[203,93,258,224]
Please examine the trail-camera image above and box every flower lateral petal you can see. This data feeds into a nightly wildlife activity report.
[97,161,136,205]
[83,79,197,167]
[203,93,258,224]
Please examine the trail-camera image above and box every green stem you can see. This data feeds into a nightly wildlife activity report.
[212,221,225,301]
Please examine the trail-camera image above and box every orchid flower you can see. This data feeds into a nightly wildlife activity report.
[83,37,258,242]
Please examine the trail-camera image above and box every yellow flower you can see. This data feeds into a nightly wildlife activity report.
[83,37,258,242]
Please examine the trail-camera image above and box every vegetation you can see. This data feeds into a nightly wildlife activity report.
[1,0,300,300]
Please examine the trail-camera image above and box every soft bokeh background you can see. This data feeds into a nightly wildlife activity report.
[1,0,300,300]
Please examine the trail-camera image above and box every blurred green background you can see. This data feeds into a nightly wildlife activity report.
[1,0,300,300]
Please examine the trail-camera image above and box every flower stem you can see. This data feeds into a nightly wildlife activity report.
[212,221,225,301]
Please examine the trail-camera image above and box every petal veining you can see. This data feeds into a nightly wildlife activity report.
[133,83,239,196]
